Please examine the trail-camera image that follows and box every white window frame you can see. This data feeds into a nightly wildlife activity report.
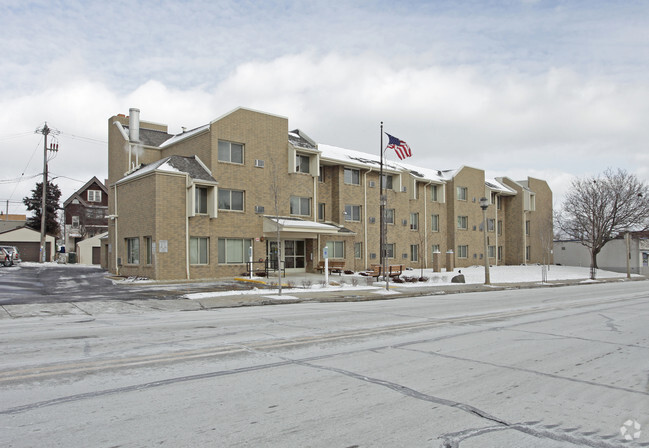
[126,237,139,265]
[410,244,419,262]
[318,202,325,221]
[144,236,153,265]
[344,168,360,185]
[385,208,395,225]
[190,237,209,265]
[326,241,345,259]
[487,218,495,232]
[218,189,244,211]
[218,238,251,264]
[71,215,80,229]
[410,213,419,230]
[296,154,310,173]
[218,140,244,164]
[457,186,468,201]
[384,243,395,259]
[290,196,311,216]
[354,242,362,259]
[195,186,208,214]
[87,190,102,202]
[344,204,361,222]
[457,215,468,230]
[431,214,439,232]
[380,174,394,190]
[488,245,496,259]
[457,245,468,259]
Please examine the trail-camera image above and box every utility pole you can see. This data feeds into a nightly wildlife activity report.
[35,123,59,263]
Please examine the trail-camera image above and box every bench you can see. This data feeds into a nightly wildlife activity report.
[363,264,403,280]
[316,260,346,275]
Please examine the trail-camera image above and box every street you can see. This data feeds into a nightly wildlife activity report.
[1,281,648,447]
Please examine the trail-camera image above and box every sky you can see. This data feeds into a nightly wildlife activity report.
[1,0,649,218]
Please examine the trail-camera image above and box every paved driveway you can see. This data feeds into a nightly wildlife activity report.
[0,264,252,305]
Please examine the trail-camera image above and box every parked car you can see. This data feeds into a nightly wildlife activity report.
[0,246,21,266]
[1,247,11,267]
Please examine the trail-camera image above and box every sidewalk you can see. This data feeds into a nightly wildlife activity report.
[1,273,643,319]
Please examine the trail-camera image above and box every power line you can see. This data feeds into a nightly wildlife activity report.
[59,132,107,145]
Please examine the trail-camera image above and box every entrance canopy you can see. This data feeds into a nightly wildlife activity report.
[263,217,354,239]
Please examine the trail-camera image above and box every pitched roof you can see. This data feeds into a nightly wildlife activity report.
[123,126,174,147]
[63,176,108,207]
[118,155,217,184]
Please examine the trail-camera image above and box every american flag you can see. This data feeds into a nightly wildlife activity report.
[385,133,412,160]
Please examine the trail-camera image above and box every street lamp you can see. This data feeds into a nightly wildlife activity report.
[479,197,491,285]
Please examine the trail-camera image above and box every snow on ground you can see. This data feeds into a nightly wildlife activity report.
[182,265,637,300]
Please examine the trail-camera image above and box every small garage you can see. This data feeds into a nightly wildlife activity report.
[0,226,56,262]
[76,232,107,265]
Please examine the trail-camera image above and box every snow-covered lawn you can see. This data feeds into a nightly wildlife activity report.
[183,265,638,300]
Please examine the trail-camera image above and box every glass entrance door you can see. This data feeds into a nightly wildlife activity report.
[284,240,305,269]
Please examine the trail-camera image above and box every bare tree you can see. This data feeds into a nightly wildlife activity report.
[557,168,649,278]
[268,158,283,296]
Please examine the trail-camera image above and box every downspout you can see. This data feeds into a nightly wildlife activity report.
[186,174,191,280]
[494,194,498,266]
[364,167,373,269]
[114,184,119,276]
[424,181,432,269]
[313,174,318,271]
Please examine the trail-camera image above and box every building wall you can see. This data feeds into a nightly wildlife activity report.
[107,108,554,280]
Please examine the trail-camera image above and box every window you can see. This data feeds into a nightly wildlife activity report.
[497,196,502,210]
[498,220,503,236]
[126,237,139,264]
[190,237,209,264]
[318,203,325,221]
[290,196,311,216]
[218,140,244,164]
[526,245,531,261]
[410,213,419,230]
[487,218,495,232]
[71,216,80,229]
[457,186,468,201]
[525,220,531,236]
[345,205,361,222]
[498,246,503,261]
[381,174,393,190]
[457,245,468,258]
[296,154,310,173]
[410,244,419,262]
[488,245,496,258]
[195,187,208,214]
[344,168,360,185]
[384,243,395,259]
[218,189,244,211]
[430,185,439,202]
[354,242,362,259]
[457,216,468,230]
[318,166,325,182]
[385,208,395,224]
[144,237,153,264]
[431,214,439,232]
[218,238,251,264]
[326,241,345,258]
[86,208,105,219]
[432,244,440,253]
[87,190,102,202]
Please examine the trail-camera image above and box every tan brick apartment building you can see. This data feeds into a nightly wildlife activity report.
[104,107,553,280]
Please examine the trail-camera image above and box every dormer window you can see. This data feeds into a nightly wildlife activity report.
[296,154,310,173]
[88,190,102,202]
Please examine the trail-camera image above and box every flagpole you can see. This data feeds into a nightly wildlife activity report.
[379,122,388,290]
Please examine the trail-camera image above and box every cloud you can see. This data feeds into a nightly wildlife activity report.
[2,50,648,218]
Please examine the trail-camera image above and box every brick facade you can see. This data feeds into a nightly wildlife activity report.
[104,107,553,280]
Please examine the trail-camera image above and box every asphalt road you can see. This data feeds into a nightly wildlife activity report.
[0,264,252,304]
[1,281,647,447]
